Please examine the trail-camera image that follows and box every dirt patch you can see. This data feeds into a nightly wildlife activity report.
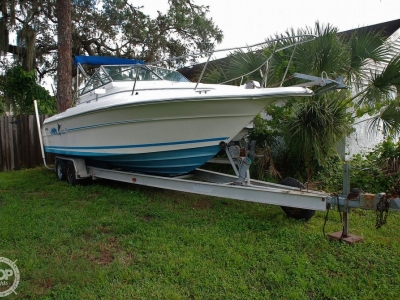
[87,237,120,265]
[38,277,54,289]
[95,249,115,265]
[87,237,134,266]
[143,214,153,221]
[118,252,135,266]
[191,198,214,210]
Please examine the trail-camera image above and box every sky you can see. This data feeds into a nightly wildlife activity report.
[141,0,400,50]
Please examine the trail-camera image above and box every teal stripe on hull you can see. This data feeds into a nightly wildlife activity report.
[46,145,221,176]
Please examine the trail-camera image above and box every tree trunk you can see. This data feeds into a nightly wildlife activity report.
[56,0,72,112]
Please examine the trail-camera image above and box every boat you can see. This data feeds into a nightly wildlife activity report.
[41,36,315,176]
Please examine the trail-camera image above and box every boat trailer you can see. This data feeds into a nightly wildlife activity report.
[51,142,400,245]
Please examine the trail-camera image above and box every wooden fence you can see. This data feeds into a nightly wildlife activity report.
[0,115,54,171]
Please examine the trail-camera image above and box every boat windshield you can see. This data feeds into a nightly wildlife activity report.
[80,65,189,95]
[146,66,189,82]
[80,66,113,95]
[105,65,189,82]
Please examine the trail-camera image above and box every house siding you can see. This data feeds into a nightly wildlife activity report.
[347,28,400,156]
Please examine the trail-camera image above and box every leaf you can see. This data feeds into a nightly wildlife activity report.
[368,98,400,137]
[355,55,400,107]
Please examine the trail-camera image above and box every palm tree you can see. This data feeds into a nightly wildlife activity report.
[204,21,400,182]
[283,92,352,180]
[352,54,400,136]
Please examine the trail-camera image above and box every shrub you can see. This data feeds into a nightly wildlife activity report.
[349,139,400,194]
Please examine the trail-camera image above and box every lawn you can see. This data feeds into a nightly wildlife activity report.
[0,167,399,299]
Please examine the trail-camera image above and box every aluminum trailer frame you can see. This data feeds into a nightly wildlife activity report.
[53,154,400,244]
[60,157,400,214]
[88,166,328,211]
[53,155,328,211]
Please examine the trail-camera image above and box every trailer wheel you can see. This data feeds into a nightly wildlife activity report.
[55,159,67,181]
[279,177,315,221]
[66,161,78,186]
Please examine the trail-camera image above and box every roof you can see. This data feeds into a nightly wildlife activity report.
[339,18,400,38]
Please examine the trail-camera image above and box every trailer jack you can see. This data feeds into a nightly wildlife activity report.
[325,192,400,244]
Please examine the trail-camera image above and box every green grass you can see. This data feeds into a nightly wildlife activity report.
[0,167,399,299]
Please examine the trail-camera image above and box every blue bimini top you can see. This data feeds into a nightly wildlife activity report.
[74,55,145,66]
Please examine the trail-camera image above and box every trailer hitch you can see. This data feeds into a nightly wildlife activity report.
[326,192,400,244]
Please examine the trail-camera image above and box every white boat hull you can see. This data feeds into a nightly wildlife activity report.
[43,83,312,175]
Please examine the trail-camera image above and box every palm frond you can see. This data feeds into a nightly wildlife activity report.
[202,60,229,84]
[202,48,267,85]
[293,22,347,77]
[368,98,400,137]
[284,91,352,162]
[355,55,400,106]
[346,28,388,79]
[226,48,267,84]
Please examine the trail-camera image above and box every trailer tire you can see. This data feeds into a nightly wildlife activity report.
[279,177,315,221]
[55,159,67,181]
[66,161,78,186]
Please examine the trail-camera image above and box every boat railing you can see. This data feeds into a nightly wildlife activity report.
[75,34,317,100]
[146,34,317,90]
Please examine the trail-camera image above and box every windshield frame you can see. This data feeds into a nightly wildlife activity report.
[78,64,190,96]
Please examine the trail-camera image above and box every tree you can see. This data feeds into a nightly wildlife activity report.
[57,0,72,112]
[0,65,56,115]
[283,24,400,181]
[1,0,222,112]
[0,0,223,76]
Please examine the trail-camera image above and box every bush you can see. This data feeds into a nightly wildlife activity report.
[349,139,400,194]
[1,65,56,115]
[312,153,343,192]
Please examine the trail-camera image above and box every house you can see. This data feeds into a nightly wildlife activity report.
[341,19,400,155]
